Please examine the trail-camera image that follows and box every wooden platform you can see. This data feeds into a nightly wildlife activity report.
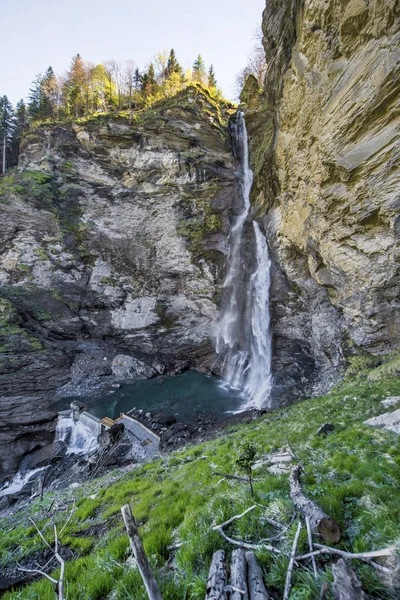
[100,417,116,428]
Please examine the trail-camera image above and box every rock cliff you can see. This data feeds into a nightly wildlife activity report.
[246,0,400,401]
[0,87,238,482]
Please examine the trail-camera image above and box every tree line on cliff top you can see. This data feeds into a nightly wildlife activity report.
[0,50,219,174]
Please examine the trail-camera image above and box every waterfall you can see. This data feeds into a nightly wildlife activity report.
[216,111,273,409]
[55,413,99,455]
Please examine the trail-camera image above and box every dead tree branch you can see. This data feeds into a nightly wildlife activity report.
[121,504,163,600]
[283,521,302,600]
[306,516,318,579]
[18,518,66,599]
[212,506,257,530]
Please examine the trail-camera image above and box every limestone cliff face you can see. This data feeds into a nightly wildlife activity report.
[0,87,237,481]
[246,0,400,400]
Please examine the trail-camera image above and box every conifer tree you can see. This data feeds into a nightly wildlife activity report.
[28,74,44,120]
[41,66,59,119]
[66,54,86,117]
[10,99,28,166]
[193,54,206,85]
[133,68,142,91]
[208,65,217,89]
[0,96,15,174]
[165,49,182,78]
[142,63,157,97]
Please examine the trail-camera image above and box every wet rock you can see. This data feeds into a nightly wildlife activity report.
[21,440,67,473]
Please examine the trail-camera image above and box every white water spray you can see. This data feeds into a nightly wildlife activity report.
[55,413,98,455]
[216,112,273,409]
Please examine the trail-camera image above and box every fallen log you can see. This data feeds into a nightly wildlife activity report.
[246,551,270,600]
[121,504,163,600]
[289,465,341,544]
[332,559,367,600]
[205,550,228,600]
[231,549,249,600]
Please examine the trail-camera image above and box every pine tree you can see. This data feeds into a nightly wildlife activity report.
[142,63,157,97]
[10,99,28,166]
[193,54,206,85]
[133,68,142,91]
[0,96,15,174]
[66,54,86,117]
[165,49,182,78]
[28,74,44,120]
[208,65,217,89]
[41,66,59,119]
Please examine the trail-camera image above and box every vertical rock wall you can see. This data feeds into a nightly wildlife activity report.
[247,0,400,402]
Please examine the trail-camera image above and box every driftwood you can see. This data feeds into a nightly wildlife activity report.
[246,551,270,600]
[231,549,249,600]
[121,504,163,600]
[332,559,367,600]
[205,550,227,600]
[305,516,318,579]
[283,522,302,600]
[289,465,341,544]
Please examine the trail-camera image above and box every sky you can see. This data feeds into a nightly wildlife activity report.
[1,0,265,106]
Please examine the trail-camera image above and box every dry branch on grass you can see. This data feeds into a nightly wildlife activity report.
[283,521,302,600]
[17,520,66,600]
[289,465,341,544]
[121,504,163,600]
[213,506,283,555]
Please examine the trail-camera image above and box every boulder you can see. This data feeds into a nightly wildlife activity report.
[317,423,335,436]
[154,413,177,427]
[111,355,156,381]
[98,423,125,449]
[364,410,400,435]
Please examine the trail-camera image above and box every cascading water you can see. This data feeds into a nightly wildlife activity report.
[55,413,99,455]
[216,111,272,409]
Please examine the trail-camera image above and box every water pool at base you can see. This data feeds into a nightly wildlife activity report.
[56,371,247,422]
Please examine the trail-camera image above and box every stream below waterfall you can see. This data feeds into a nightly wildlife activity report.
[52,371,246,422]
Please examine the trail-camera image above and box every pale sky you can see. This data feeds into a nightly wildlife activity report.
[2,0,265,106]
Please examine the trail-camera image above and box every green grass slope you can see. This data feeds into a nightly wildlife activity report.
[2,354,400,599]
